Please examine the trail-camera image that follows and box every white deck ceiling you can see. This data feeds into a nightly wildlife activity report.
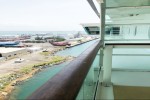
[105,0,150,24]
[106,0,150,8]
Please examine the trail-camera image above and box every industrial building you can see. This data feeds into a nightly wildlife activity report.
[0,47,27,59]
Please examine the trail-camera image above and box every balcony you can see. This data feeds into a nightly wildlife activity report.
[27,0,150,99]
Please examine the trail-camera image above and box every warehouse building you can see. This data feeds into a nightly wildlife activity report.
[0,47,27,59]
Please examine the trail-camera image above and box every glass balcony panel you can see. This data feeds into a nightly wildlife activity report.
[112,48,150,70]
[76,51,101,100]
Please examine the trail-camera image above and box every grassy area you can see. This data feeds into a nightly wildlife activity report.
[20,66,33,74]
[0,56,66,91]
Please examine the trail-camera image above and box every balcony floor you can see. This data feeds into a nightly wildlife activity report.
[112,70,150,99]
[113,85,150,99]
[97,70,150,100]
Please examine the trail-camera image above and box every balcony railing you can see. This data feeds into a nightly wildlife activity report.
[27,40,102,100]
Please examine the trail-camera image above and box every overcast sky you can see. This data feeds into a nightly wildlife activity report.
[0,0,99,31]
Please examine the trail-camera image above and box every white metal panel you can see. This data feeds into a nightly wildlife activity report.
[122,25,130,39]
[136,25,149,39]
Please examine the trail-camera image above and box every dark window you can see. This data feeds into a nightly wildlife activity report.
[112,27,120,34]
[96,31,99,34]
[105,28,111,35]
[0,53,2,57]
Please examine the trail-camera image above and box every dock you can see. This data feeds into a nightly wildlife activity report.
[66,38,98,48]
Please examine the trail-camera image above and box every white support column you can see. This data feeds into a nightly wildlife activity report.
[98,0,113,87]
[99,0,105,46]
[102,45,113,86]
[98,0,105,68]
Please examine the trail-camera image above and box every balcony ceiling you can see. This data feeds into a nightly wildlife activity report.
[105,0,150,24]
[106,0,150,8]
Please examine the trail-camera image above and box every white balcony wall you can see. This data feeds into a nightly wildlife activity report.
[120,25,150,39]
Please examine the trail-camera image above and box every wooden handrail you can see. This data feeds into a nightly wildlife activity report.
[27,40,101,100]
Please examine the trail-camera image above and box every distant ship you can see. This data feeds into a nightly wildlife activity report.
[0,41,20,47]
[49,41,71,46]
